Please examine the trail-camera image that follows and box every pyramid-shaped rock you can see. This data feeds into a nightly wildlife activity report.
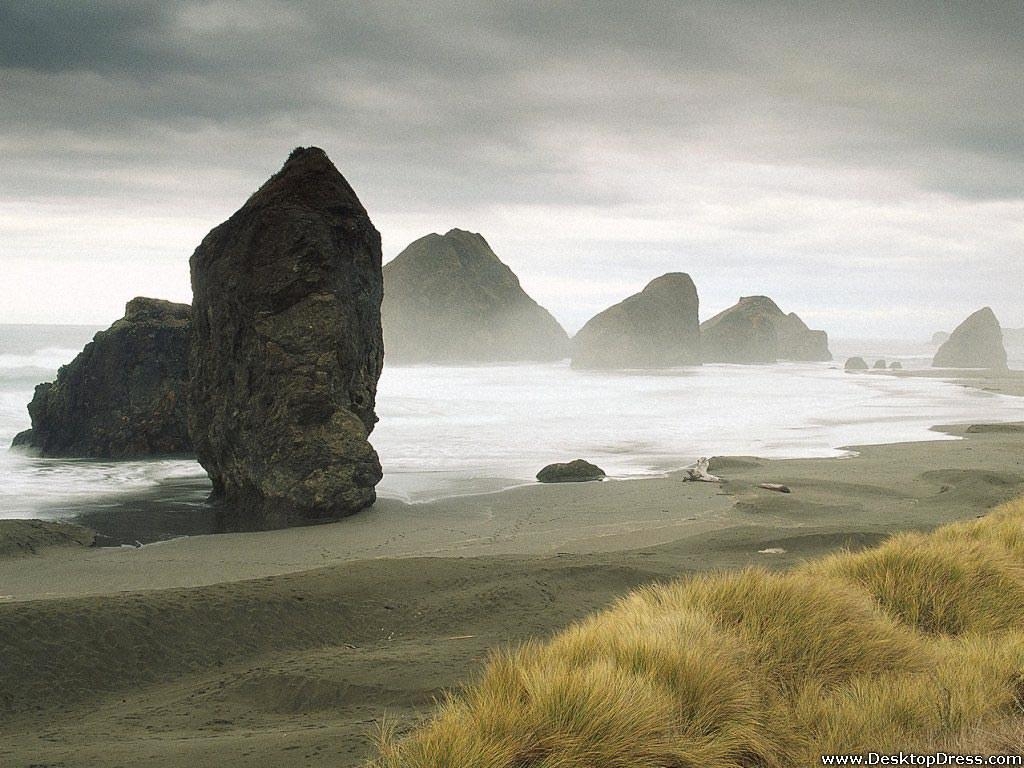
[382,229,569,363]
[932,307,1007,369]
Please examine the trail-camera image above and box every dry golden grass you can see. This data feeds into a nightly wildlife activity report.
[955,713,1024,756]
[623,568,927,691]
[369,497,1024,767]
[807,532,1024,635]
[790,632,1024,758]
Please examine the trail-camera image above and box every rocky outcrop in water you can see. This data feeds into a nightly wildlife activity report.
[536,459,606,483]
[188,147,384,527]
[382,229,569,363]
[845,357,869,371]
[571,273,700,369]
[932,307,1007,369]
[11,298,191,457]
[774,311,832,362]
[700,296,831,364]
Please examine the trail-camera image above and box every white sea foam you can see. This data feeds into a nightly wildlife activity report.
[0,347,82,373]
[1,323,1021,516]
[0,453,205,518]
[370,361,1023,501]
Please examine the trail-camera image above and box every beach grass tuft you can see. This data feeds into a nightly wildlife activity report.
[369,496,1024,766]
[807,532,1024,635]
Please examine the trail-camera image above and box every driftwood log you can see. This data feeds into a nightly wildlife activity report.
[684,457,721,482]
[758,483,791,493]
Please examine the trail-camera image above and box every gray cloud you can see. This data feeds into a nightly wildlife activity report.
[1,1,1022,332]
[4,1,1021,197]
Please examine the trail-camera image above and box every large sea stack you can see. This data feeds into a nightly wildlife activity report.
[932,307,1007,369]
[382,229,569,363]
[11,297,191,457]
[571,273,700,369]
[188,147,384,526]
[700,296,831,364]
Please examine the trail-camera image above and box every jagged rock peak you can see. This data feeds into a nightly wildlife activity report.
[382,229,569,363]
[246,146,368,216]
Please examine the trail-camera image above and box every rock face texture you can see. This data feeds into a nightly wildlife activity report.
[845,357,869,371]
[932,307,1008,369]
[932,331,951,346]
[188,147,384,526]
[11,298,191,457]
[536,459,606,483]
[700,296,831,364]
[571,273,700,369]
[382,229,569,363]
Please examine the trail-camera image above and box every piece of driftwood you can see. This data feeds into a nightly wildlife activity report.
[684,457,721,482]
[758,483,791,493]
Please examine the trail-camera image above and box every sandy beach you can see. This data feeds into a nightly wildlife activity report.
[1,407,1023,766]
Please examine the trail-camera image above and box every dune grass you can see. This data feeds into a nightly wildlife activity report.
[370,497,1024,767]
[806,532,1024,635]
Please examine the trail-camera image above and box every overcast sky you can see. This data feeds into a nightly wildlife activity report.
[1,1,1021,337]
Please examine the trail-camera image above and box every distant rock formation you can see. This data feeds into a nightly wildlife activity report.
[890,362,903,370]
[382,229,569,363]
[700,296,831,364]
[873,359,887,370]
[932,308,1007,369]
[571,273,700,369]
[11,298,191,457]
[775,311,832,362]
[931,331,951,346]
[845,357,869,371]
[536,459,606,483]
[188,147,384,527]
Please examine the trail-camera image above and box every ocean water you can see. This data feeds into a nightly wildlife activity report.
[1,325,1022,526]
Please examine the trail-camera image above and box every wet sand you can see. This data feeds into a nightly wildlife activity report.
[2,421,1024,766]
[886,365,1024,397]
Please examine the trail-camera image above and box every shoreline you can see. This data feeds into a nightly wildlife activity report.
[2,420,1024,603]
[6,360,1021,532]
[3,420,1024,765]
